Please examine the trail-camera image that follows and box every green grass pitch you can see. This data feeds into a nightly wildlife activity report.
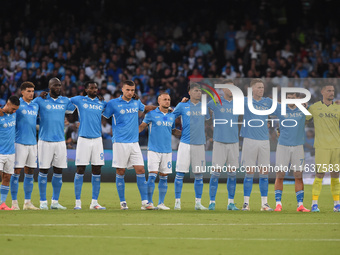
[1,182,339,255]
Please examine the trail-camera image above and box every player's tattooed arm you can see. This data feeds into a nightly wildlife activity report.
[97,94,104,101]
[40,91,48,99]
[144,105,157,113]
[132,93,139,100]
[172,129,182,137]
[139,122,148,133]
[181,97,189,103]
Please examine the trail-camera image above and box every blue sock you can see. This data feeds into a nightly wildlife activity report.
[92,174,101,200]
[10,173,20,201]
[275,190,282,202]
[194,174,204,199]
[296,190,304,203]
[209,172,220,201]
[259,174,268,197]
[147,173,157,204]
[24,174,34,200]
[51,173,62,201]
[243,173,254,197]
[136,174,148,201]
[0,185,10,203]
[227,172,237,200]
[158,175,168,205]
[175,172,185,199]
[38,172,47,201]
[74,173,84,200]
[116,174,125,202]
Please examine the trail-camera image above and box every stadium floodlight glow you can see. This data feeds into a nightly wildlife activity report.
[200,84,312,116]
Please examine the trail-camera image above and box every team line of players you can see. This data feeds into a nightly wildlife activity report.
[0,78,339,212]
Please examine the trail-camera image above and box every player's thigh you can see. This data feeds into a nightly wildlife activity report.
[75,137,91,166]
[226,142,240,170]
[191,144,205,174]
[14,143,29,168]
[257,140,270,167]
[329,148,340,172]
[147,150,161,173]
[159,153,172,174]
[38,140,55,169]
[128,142,144,167]
[112,143,131,168]
[315,148,332,173]
[3,154,15,175]
[90,137,104,166]
[176,142,190,173]
[290,145,304,172]
[275,144,291,171]
[241,138,258,168]
[25,145,38,168]
[212,141,227,169]
[52,141,67,169]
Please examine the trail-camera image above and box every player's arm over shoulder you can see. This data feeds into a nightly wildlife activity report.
[305,103,314,121]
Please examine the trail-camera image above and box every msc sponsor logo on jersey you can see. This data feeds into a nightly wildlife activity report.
[284,112,303,118]
[21,109,37,115]
[191,111,202,116]
[83,103,103,110]
[220,107,232,113]
[2,120,15,128]
[46,104,65,110]
[119,108,138,114]
[254,105,269,110]
[156,121,172,127]
[319,112,338,118]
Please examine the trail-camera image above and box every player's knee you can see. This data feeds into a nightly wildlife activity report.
[276,172,285,179]
[135,167,145,175]
[14,168,22,175]
[2,174,11,184]
[24,166,34,175]
[293,172,303,179]
[92,166,101,175]
[39,169,49,174]
[330,171,340,178]
[53,167,62,174]
[116,168,126,175]
[316,172,325,178]
[77,166,86,175]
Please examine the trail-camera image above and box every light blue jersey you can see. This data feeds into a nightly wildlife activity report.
[0,111,16,154]
[208,98,239,143]
[143,108,176,153]
[71,96,106,138]
[103,96,145,143]
[16,97,39,145]
[272,104,306,146]
[240,97,272,140]
[173,100,209,145]
[33,94,76,142]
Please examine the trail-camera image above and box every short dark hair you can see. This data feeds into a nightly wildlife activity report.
[84,81,98,89]
[8,96,20,106]
[20,81,35,91]
[321,83,335,89]
[123,80,135,87]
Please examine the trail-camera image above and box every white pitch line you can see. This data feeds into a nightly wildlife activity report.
[1,234,339,242]
[1,222,339,227]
